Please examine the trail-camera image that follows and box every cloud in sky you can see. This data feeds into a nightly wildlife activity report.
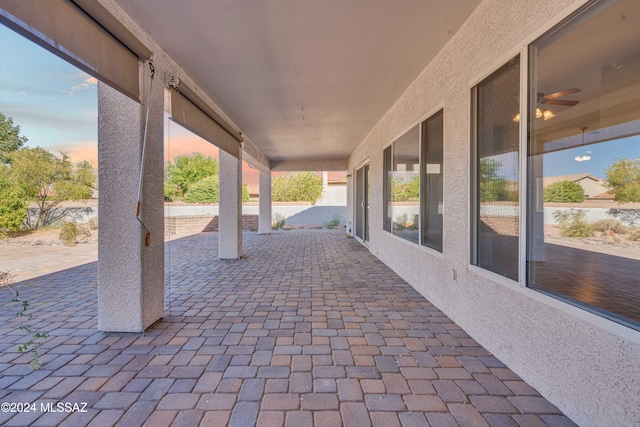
[69,76,98,94]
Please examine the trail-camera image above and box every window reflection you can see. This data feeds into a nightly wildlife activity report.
[528,0,640,328]
[474,57,520,280]
[391,125,420,244]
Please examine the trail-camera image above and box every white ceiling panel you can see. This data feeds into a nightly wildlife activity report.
[115,0,481,162]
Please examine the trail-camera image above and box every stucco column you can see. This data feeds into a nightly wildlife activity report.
[219,150,242,259]
[97,71,164,332]
[258,170,272,234]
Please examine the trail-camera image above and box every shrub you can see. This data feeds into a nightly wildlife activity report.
[544,181,585,203]
[392,176,420,202]
[0,186,27,231]
[272,213,285,230]
[184,175,219,203]
[88,217,99,230]
[629,228,640,241]
[165,153,219,197]
[0,270,13,287]
[59,221,79,245]
[593,219,628,234]
[325,214,341,229]
[272,172,323,204]
[394,213,417,230]
[242,184,250,202]
[552,209,595,237]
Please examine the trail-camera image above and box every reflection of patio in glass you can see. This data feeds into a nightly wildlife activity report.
[531,243,640,327]
[0,230,574,426]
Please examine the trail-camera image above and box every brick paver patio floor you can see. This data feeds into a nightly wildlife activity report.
[0,229,576,426]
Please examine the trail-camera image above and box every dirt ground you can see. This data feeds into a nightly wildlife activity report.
[0,228,98,247]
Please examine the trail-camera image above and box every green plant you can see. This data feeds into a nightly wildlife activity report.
[628,228,640,241]
[272,172,323,204]
[479,158,517,202]
[272,213,285,230]
[184,175,220,203]
[392,175,420,202]
[553,209,595,238]
[59,220,80,245]
[165,153,219,198]
[544,180,585,203]
[605,158,640,203]
[325,214,341,229]
[2,272,49,370]
[6,148,95,229]
[593,219,628,234]
[0,183,27,232]
[242,184,250,202]
[0,112,28,164]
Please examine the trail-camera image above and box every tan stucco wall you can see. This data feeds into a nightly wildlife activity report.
[347,1,640,426]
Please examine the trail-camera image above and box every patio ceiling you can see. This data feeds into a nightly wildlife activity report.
[114,0,481,163]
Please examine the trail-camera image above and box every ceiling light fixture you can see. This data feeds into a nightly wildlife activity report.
[574,126,591,162]
[513,107,554,123]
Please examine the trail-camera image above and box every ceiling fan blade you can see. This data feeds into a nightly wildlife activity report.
[545,99,579,106]
[544,88,581,100]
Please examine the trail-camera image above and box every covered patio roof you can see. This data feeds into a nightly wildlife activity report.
[113,0,481,166]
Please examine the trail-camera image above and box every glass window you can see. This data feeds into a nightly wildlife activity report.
[527,0,640,328]
[421,110,444,252]
[472,57,520,280]
[383,125,420,244]
[383,146,392,232]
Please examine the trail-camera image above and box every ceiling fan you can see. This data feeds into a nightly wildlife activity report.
[537,88,581,106]
[514,87,581,122]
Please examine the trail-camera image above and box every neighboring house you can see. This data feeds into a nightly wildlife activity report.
[543,173,610,199]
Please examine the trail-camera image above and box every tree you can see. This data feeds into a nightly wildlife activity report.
[605,158,640,203]
[272,172,323,204]
[165,153,219,197]
[0,113,28,164]
[7,148,96,229]
[0,170,27,231]
[392,175,420,202]
[544,180,585,203]
[479,158,515,202]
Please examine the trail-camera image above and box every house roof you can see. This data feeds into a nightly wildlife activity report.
[542,173,603,187]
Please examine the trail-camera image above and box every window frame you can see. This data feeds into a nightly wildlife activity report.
[524,0,640,331]
[467,0,640,334]
[382,107,445,252]
[470,55,522,281]
[420,109,445,252]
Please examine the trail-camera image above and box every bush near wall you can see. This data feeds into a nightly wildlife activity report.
[0,186,27,232]
[544,180,585,203]
[184,175,219,203]
[184,175,250,203]
[272,172,323,204]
